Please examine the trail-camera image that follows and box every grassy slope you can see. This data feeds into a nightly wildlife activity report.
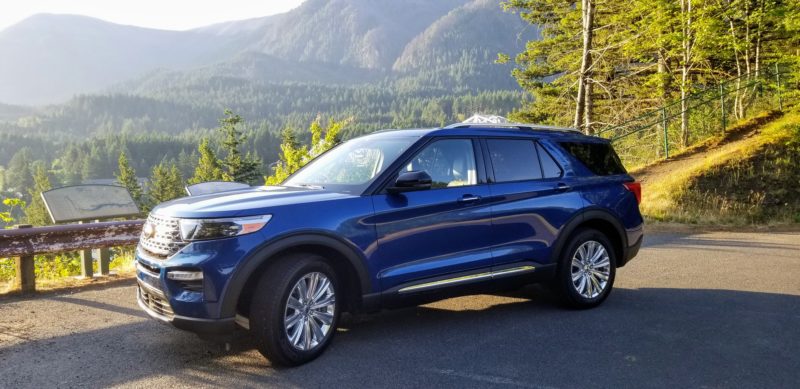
[631,108,800,226]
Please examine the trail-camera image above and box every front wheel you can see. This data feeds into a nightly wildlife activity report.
[249,254,340,366]
[553,229,616,309]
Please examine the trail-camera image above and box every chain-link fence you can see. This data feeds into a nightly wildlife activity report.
[596,67,793,169]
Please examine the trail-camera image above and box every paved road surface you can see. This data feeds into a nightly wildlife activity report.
[1,230,798,388]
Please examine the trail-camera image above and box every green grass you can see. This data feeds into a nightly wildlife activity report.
[637,109,800,226]
[0,247,135,293]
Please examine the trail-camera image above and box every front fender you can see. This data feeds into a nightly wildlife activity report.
[216,231,373,318]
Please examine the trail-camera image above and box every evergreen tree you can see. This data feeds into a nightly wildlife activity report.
[188,138,224,184]
[6,147,34,192]
[147,161,185,208]
[24,163,53,226]
[265,117,348,185]
[217,109,261,184]
[115,151,144,209]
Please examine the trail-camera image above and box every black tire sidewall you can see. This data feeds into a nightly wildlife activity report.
[556,229,617,308]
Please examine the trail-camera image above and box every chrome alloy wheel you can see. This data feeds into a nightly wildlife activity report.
[570,240,611,299]
[284,272,336,351]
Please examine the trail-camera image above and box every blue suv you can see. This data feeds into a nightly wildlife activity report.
[135,120,644,365]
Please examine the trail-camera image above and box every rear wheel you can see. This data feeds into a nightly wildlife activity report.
[249,253,340,366]
[553,229,616,308]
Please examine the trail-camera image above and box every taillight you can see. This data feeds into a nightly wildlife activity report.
[624,182,641,204]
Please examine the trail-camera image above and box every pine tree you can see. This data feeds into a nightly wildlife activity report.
[24,163,53,226]
[188,138,224,184]
[217,109,261,184]
[115,151,144,209]
[147,161,185,208]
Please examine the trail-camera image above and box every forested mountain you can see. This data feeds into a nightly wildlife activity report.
[0,0,532,106]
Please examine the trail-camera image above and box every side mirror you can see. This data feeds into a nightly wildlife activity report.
[387,171,432,194]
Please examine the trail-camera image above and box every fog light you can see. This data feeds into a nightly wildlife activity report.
[167,270,203,281]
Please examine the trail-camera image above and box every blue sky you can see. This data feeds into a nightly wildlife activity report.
[1,0,305,31]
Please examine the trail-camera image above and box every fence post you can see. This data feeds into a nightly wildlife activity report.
[78,220,94,278]
[719,83,727,133]
[97,248,110,276]
[93,220,110,276]
[13,224,35,293]
[661,108,669,159]
[776,63,783,111]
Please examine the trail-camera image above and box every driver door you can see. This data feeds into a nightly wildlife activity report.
[369,138,493,293]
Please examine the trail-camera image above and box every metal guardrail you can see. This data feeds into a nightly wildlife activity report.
[0,220,144,293]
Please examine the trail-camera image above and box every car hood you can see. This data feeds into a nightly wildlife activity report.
[151,186,358,219]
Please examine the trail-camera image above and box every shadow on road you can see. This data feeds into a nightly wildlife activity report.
[1,285,798,388]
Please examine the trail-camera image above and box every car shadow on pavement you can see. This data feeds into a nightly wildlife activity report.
[1,285,798,388]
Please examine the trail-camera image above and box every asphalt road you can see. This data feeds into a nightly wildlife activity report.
[1,230,799,389]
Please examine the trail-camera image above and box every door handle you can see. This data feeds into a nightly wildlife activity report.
[555,183,571,192]
[458,194,482,203]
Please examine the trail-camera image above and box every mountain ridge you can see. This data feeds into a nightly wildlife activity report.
[0,0,533,105]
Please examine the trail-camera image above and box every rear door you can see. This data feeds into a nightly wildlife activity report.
[483,138,584,271]
[370,138,494,292]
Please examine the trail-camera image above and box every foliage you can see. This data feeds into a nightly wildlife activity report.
[265,117,348,185]
[502,0,797,138]
[217,110,263,185]
[116,151,144,209]
[23,163,53,226]
[188,138,224,184]
[0,197,25,225]
[147,161,184,208]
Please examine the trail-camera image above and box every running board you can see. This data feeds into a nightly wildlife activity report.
[397,265,536,294]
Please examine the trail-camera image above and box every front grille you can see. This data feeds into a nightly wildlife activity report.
[139,213,186,260]
[138,281,174,320]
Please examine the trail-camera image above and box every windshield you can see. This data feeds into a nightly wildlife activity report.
[284,134,418,194]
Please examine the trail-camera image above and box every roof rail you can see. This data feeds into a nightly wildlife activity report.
[445,114,582,134]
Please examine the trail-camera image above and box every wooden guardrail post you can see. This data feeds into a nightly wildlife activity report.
[97,248,111,276]
[13,224,35,293]
[78,221,94,278]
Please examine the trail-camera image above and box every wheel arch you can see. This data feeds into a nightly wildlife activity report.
[219,232,373,319]
[551,209,628,268]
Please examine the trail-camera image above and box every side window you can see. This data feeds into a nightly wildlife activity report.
[405,139,477,188]
[559,141,627,175]
[486,139,543,182]
[537,143,563,178]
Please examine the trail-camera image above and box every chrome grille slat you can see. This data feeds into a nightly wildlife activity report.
[138,283,175,319]
[139,213,186,260]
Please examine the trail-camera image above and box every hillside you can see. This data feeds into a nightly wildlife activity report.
[0,0,532,106]
[632,109,800,225]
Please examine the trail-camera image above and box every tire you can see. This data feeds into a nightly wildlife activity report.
[552,228,617,309]
[249,253,340,366]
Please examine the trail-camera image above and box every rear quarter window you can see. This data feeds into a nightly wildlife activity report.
[559,142,627,176]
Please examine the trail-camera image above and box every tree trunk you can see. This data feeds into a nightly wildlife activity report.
[680,0,693,147]
[574,0,595,134]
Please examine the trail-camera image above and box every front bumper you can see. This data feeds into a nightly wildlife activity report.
[136,279,236,335]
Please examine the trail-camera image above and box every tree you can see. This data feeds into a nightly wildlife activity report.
[147,161,184,208]
[217,110,262,184]
[575,0,597,133]
[1,198,26,226]
[24,163,53,226]
[5,147,34,192]
[115,151,144,209]
[265,117,349,185]
[188,138,224,184]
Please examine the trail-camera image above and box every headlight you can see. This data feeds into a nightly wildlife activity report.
[178,215,272,241]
